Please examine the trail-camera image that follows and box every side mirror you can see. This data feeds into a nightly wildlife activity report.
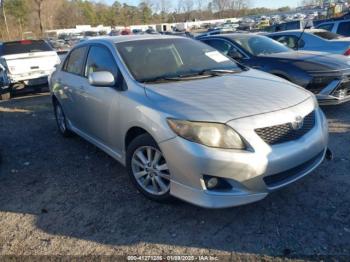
[228,48,243,60]
[89,71,115,87]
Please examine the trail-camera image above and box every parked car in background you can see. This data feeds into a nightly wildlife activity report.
[268,29,350,56]
[50,35,329,208]
[264,20,313,33]
[197,28,237,38]
[0,39,61,99]
[199,34,350,105]
[316,18,350,37]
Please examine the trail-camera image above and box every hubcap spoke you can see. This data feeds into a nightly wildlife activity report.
[135,170,148,179]
[132,159,144,169]
[152,151,161,166]
[147,148,152,163]
[151,177,159,192]
[136,151,148,165]
[157,163,168,171]
[143,175,151,186]
[155,176,167,191]
[157,172,170,180]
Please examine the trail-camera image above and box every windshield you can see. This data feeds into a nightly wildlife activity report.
[232,35,291,56]
[1,40,53,55]
[312,31,343,40]
[116,38,242,83]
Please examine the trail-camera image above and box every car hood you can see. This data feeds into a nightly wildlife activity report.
[260,51,350,73]
[144,69,311,123]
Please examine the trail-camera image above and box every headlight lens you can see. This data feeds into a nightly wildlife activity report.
[167,119,245,149]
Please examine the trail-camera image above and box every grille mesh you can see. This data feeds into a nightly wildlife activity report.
[255,111,316,146]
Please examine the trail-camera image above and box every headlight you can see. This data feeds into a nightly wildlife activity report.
[167,119,245,149]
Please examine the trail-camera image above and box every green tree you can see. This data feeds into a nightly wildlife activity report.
[5,0,27,36]
[139,2,152,24]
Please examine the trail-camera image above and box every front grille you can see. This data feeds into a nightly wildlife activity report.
[255,111,316,146]
[264,150,325,188]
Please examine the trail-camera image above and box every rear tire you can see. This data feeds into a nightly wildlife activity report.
[53,100,73,137]
[0,92,10,101]
[126,134,172,203]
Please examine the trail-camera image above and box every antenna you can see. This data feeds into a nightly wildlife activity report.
[296,19,310,51]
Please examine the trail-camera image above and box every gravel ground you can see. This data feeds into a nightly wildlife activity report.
[0,91,349,260]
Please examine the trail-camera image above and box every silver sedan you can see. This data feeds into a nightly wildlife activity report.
[268,29,350,56]
[50,35,329,208]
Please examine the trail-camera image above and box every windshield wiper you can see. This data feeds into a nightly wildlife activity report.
[140,69,241,83]
[140,75,188,83]
[198,69,241,75]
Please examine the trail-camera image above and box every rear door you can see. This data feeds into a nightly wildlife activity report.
[58,45,89,129]
[80,44,121,147]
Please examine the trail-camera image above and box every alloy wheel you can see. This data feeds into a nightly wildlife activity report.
[55,103,66,133]
[131,146,170,196]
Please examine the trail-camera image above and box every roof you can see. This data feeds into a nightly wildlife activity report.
[82,34,183,45]
[198,32,262,39]
[268,29,328,35]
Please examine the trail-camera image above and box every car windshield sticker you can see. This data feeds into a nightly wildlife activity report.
[205,51,230,63]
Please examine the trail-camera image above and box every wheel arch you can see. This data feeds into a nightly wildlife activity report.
[124,126,153,151]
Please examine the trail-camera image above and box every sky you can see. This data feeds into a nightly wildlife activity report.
[103,0,299,9]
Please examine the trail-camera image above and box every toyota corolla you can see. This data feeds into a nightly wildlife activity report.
[50,35,329,208]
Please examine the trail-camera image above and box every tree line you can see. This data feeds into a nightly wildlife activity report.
[0,0,292,40]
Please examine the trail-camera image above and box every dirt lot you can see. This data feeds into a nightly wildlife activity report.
[0,91,349,260]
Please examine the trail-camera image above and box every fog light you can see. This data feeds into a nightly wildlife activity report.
[203,175,232,191]
[207,178,219,189]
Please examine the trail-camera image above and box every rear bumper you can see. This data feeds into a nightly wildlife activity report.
[8,70,52,84]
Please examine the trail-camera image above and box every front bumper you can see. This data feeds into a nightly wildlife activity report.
[310,77,350,105]
[159,103,328,209]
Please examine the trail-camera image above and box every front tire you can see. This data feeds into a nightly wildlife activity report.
[126,134,172,202]
[53,100,73,137]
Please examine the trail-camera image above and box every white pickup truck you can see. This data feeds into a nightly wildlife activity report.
[0,40,60,100]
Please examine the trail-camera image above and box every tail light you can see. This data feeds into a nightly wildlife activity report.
[344,48,350,56]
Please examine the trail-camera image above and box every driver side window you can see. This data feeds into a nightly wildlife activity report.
[85,45,118,78]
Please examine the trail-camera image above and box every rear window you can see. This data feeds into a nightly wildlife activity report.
[2,40,53,56]
[313,31,343,40]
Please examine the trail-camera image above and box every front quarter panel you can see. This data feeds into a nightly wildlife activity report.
[118,80,177,163]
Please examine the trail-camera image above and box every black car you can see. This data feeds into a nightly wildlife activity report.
[198,33,350,105]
